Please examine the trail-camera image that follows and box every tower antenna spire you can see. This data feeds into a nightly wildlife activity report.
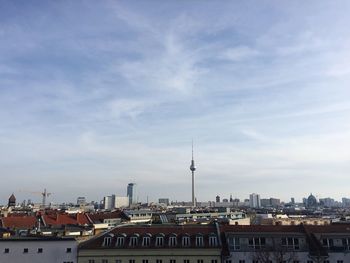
[192,139,194,160]
[190,140,196,207]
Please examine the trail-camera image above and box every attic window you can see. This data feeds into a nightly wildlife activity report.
[142,236,151,247]
[129,236,138,247]
[156,236,164,247]
[195,235,204,247]
[182,236,190,247]
[103,237,112,247]
[169,235,177,247]
[209,236,218,246]
[116,237,125,247]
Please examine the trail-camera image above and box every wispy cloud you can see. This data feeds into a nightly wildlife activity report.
[1,0,350,203]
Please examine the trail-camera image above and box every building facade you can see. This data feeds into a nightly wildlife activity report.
[0,237,77,263]
[78,224,222,263]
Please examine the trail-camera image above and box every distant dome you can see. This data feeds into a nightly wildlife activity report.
[307,193,317,208]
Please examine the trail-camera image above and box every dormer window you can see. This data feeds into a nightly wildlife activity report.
[116,236,125,247]
[156,235,164,247]
[103,236,112,247]
[129,236,139,247]
[182,235,190,247]
[209,235,218,247]
[195,235,204,247]
[169,235,177,247]
[142,236,151,247]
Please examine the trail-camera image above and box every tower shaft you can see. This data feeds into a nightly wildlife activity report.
[190,141,196,207]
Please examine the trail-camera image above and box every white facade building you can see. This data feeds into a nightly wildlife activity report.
[0,237,77,263]
[114,196,129,208]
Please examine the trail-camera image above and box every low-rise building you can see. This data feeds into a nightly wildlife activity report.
[78,224,222,263]
[0,236,77,263]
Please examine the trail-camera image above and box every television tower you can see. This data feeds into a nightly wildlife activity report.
[190,141,196,207]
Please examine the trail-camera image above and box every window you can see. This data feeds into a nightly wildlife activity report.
[337,261,344,263]
[102,260,108,263]
[103,237,112,247]
[197,260,203,263]
[238,261,245,263]
[252,261,259,263]
[323,261,330,263]
[143,260,149,263]
[248,237,266,250]
[225,260,232,263]
[169,236,177,246]
[4,248,9,253]
[281,237,299,250]
[23,248,28,253]
[307,261,313,263]
[66,248,72,253]
[228,237,240,250]
[322,238,334,248]
[156,260,163,263]
[211,260,218,263]
[184,260,190,263]
[116,237,125,247]
[156,236,164,247]
[342,238,350,250]
[37,248,43,253]
[88,260,95,263]
[170,260,176,263]
[293,261,299,263]
[209,236,218,246]
[142,236,151,247]
[129,260,135,263]
[129,236,138,247]
[182,236,190,247]
[116,260,122,263]
[195,235,204,247]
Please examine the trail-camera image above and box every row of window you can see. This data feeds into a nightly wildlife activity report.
[103,235,218,247]
[228,237,300,250]
[88,259,218,263]
[3,248,72,254]
[322,238,350,249]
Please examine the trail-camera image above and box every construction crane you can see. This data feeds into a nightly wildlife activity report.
[19,189,52,209]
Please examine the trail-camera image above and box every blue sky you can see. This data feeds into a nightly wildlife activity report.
[1,0,350,204]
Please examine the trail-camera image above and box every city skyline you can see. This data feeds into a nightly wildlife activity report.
[1,1,350,203]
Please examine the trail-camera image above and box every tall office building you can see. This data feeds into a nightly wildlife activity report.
[249,193,261,208]
[127,183,136,206]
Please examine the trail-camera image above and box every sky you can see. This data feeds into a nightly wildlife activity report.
[1,0,350,205]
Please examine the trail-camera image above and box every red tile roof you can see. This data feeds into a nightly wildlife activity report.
[42,212,90,226]
[1,216,37,229]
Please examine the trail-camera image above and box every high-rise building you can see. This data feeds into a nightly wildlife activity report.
[159,198,170,206]
[103,195,114,210]
[216,195,220,203]
[249,193,261,208]
[342,197,350,207]
[77,196,86,205]
[127,183,136,206]
[115,196,129,208]
[291,197,295,204]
